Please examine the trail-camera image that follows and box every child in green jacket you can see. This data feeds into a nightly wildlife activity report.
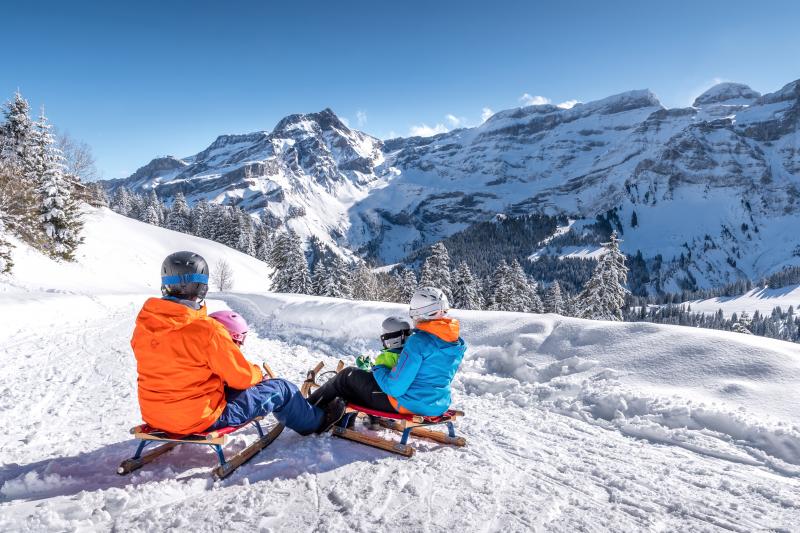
[356,316,413,370]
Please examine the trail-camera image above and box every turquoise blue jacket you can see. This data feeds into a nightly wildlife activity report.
[372,326,466,416]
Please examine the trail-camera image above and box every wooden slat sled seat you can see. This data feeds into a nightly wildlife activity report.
[130,420,258,446]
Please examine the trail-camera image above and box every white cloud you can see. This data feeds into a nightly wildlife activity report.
[340,116,350,127]
[445,114,467,128]
[519,93,551,106]
[409,123,449,137]
[557,99,579,109]
[481,107,494,123]
[356,110,367,127]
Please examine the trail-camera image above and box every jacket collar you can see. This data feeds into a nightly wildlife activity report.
[162,295,203,310]
[415,317,460,342]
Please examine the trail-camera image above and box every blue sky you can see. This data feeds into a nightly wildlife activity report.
[2,0,799,179]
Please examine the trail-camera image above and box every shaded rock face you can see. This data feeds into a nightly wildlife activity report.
[106,79,800,291]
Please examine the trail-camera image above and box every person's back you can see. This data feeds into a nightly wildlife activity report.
[132,297,261,434]
[129,250,342,437]
[374,316,466,416]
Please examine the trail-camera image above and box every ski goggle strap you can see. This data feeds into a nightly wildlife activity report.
[161,273,209,285]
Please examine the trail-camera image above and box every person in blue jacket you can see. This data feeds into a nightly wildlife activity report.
[307,287,466,417]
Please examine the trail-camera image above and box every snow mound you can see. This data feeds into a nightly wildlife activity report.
[224,292,800,469]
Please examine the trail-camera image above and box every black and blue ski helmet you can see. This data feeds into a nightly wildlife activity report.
[160,251,209,300]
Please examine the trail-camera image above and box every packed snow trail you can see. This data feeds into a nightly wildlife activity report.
[2,293,800,532]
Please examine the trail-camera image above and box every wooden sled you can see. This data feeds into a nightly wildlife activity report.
[118,418,283,479]
[303,361,466,457]
[118,363,285,479]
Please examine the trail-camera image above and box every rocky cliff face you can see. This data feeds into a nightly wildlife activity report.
[106,79,800,292]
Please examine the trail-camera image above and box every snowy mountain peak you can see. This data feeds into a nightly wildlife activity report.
[576,89,662,115]
[125,155,188,190]
[693,82,760,107]
[273,107,349,136]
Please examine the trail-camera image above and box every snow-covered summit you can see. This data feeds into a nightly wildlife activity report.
[693,82,760,107]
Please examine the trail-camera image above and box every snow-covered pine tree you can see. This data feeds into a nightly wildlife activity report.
[0,92,40,242]
[311,261,328,296]
[166,192,192,233]
[418,242,453,299]
[34,109,83,260]
[508,259,543,312]
[127,192,145,221]
[452,261,484,310]
[194,200,215,239]
[394,268,418,303]
[351,262,379,300]
[561,291,578,317]
[0,91,37,180]
[220,207,241,250]
[374,271,402,303]
[254,222,271,263]
[316,255,353,298]
[144,190,164,226]
[544,280,565,314]
[731,311,753,334]
[489,260,513,311]
[269,230,311,294]
[235,208,256,256]
[142,204,160,226]
[577,231,629,320]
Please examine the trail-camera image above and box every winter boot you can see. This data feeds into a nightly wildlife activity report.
[316,398,346,434]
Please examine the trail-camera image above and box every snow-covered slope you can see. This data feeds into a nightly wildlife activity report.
[683,284,800,318]
[2,291,799,531]
[1,206,272,296]
[0,206,272,332]
[1,212,800,531]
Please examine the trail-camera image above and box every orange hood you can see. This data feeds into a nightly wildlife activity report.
[135,297,207,334]
[416,317,460,342]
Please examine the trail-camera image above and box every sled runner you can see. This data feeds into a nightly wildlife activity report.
[333,404,465,457]
[118,363,285,479]
[303,361,466,457]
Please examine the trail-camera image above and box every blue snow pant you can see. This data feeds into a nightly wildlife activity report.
[207,378,323,436]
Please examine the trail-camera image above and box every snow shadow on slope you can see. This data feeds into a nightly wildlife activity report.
[0,427,398,504]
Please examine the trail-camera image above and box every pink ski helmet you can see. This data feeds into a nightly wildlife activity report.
[209,310,248,346]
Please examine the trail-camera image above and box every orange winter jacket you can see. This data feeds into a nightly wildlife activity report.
[130,298,263,434]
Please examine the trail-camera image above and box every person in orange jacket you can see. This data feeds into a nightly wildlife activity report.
[131,251,345,436]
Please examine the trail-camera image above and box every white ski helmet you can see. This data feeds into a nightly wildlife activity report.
[409,286,449,320]
[381,316,413,350]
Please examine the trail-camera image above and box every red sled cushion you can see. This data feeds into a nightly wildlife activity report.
[135,422,248,440]
[346,404,461,424]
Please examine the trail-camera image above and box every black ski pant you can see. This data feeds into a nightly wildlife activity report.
[307,367,398,414]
